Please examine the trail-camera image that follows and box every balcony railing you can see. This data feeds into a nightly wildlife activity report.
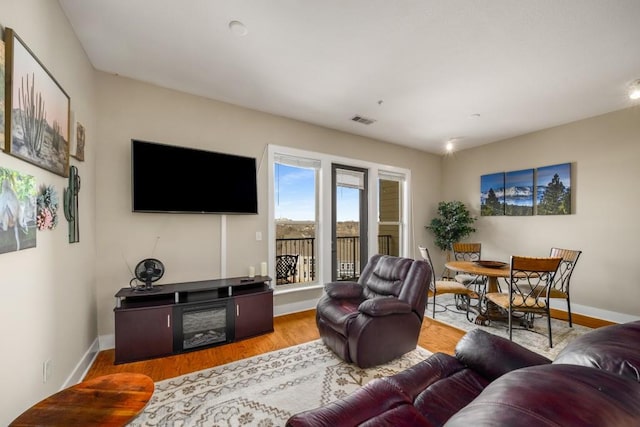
[275,235,392,285]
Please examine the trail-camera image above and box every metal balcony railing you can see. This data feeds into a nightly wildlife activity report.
[275,235,392,285]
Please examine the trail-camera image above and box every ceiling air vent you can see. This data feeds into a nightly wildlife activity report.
[351,115,376,125]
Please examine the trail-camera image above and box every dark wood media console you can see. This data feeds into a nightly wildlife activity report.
[114,276,273,364]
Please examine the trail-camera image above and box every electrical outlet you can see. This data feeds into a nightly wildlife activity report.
[43,359,52,383]
[255,231,262,241]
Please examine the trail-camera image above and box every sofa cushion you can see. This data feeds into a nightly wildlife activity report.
[385,353,489,427]
[553,320,640,382]
[444,364,640,427]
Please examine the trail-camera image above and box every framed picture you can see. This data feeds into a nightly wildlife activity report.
[505,168,534,216]
[0,166,37,254]
[74,121,85,161]
[536,163,571,215]
[4,28,70,177]
[0,39,5,145]
[480,172,505,216]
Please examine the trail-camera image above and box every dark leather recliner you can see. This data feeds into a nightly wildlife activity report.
[316,254,432,368]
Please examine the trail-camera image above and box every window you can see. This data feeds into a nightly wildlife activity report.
[378,171,405,257]
[268,145,410,294]
[273,153,320,290]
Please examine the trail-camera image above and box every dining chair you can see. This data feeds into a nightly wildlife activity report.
[276,254,299,284]
[419,246,473,319]
[548,248,582,327]
[484,255,562,347]
[452,242,487,295]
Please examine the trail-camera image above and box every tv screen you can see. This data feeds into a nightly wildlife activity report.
[131,139,258,214]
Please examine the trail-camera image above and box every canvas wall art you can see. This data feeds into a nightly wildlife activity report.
[0,166,37,254]
[480,172,505,216]
[505,169,534,216]
[4,28,70,177]
[0,38,5,145]
[537,163,571,215]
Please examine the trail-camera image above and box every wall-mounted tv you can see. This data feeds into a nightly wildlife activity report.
[131,139,258,214]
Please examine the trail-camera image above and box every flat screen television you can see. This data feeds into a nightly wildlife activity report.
[131,139,258,214]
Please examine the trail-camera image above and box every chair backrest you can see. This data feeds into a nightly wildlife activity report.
[276,254,299,282]
[509,256,563,309]
[418,246,436,292]
[549,248,582,294]
[453,243,481,261]
[359,254,432,318]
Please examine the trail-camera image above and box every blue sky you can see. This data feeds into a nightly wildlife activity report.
[275,164,359,221]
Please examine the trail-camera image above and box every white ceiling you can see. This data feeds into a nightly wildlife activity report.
[58,0,640,154]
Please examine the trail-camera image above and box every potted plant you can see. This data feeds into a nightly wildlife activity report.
[426,201,477,258]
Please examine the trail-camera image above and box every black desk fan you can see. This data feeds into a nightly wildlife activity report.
[131,258,165,291]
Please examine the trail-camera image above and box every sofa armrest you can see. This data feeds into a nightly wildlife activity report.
[358,297,412,316]
[324,281,363,299]
[286,378,429,427]
[455,329,551,381]
[553,321,640,382]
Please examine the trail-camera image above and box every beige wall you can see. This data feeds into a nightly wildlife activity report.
[442,106,640,320]
[94,72,443,337]
[0,0,97,424]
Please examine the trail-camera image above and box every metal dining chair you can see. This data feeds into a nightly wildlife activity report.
[484,255,562,347]
[452,242,487,307]
[547,248,582,327]
[419,246,473,320]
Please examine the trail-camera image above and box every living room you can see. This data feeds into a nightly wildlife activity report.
[1,1,640,424]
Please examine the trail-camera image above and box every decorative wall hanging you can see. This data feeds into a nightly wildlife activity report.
[480,172,505,216]
[4,28,70,177]
[36,185,59,230]
[63,165,80,243]
[0,166,36,253]
[74,121,85,161]
[1,38,5,145]
[536,163,571,215]
[504,169,534,216]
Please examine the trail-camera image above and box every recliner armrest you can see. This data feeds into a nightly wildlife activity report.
[455,329,551,381]
[325,281,363,299]
[358,297,412,316]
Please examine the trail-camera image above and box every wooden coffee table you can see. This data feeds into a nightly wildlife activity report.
[10,373,154,426]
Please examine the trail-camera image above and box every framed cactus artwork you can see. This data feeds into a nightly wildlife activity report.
[3,28,70,177]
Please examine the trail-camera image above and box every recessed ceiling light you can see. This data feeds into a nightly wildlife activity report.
[445,141,454,152]
[229,20,248,36]
[629,79,640,100]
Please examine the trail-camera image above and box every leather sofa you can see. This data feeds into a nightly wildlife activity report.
[287,320,640,426]
[316,254,431,368]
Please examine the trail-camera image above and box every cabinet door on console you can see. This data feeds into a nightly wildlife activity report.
[235,290,274,340]
[115,306,173,364]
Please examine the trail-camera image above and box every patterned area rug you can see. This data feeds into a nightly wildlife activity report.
[130,340,431,426]
[426,294,592,359]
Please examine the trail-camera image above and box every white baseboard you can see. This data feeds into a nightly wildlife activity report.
[100,333,115,350]
[551,300,639,324]
[62,337,100,389]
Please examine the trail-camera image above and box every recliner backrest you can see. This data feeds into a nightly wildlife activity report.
[359,254,431,318]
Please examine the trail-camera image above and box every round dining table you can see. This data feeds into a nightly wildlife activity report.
[445,260,510,324]
[445,260,509,293]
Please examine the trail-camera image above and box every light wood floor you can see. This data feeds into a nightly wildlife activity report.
[85,308,613,382]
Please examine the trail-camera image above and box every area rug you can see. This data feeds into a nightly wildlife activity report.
[129,340,431,426]
[426,294,592,359]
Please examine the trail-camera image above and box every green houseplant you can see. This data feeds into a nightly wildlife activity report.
[426,201,477,255]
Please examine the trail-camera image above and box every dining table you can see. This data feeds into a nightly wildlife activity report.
[445,260,510,324]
